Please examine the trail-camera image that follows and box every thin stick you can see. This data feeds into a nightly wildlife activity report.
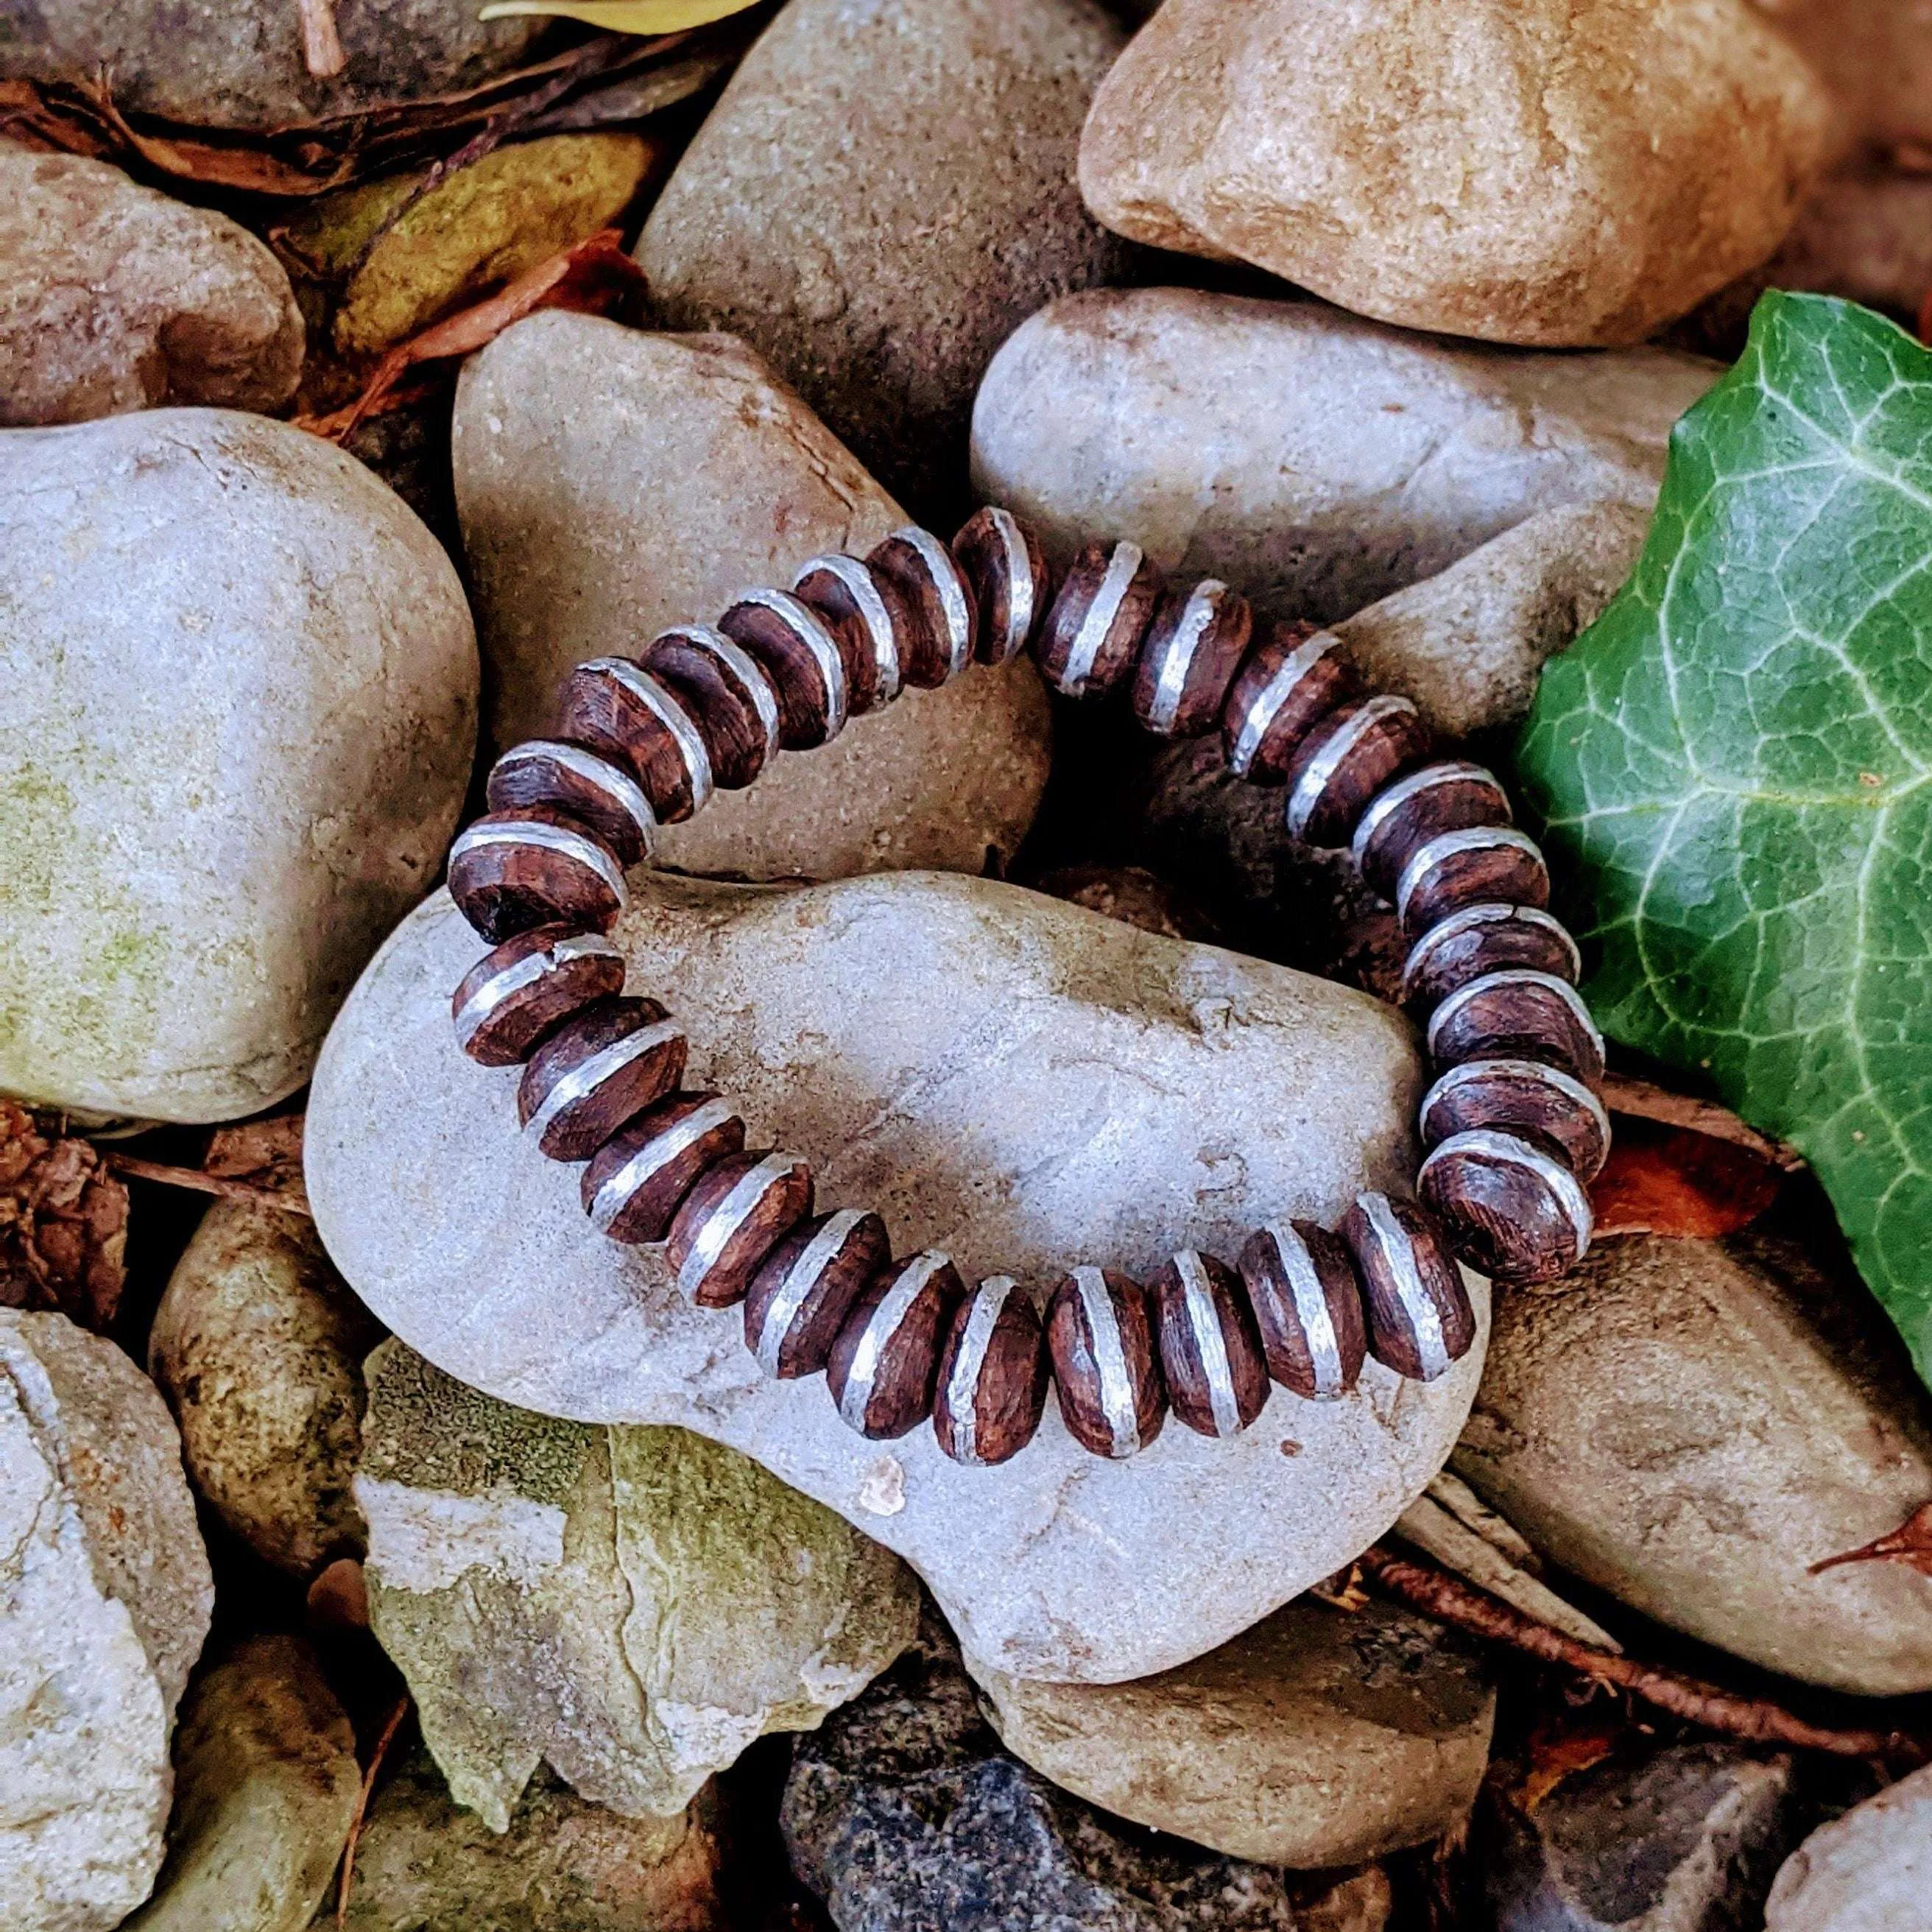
[1357,1545,1923,1763]
[298,0,348,79]
[336,1693,410,1928]
[102,1153,312,1216]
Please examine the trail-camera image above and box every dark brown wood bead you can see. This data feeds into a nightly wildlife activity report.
[1350,761,1513,903]
[867,528,977,687]
[792,554,909,713]
[1219,622,1357,782]
[448,806,627,943]
[1420,1129,1594,1285]
[484,739,658,869]
[1397,828,1551,939]
[1044,1267,1166,1459]
[556,657,713,823]
[517,995,685,1163]
[451,925,626,1067]
[1034,540,1163,700]
[1400,903,1582,1009]
[828,1252,965,1439]
[1131,579,1253,738]
[1284,695,1431,848]
[1427,968,1607,1087]
[581,1090,745,1244]
[933,1276,1050,1466]
[951,508,1050,666]
[717,590,848,748]
[638,626,781,789]
[1236,1221,1368,1400]
[1152,1250,1269,1439]
[1342,1193,1478,1382]
[744,1207,891,1380]
[1420,1058,1611,1180]
[665,1148,814,1308]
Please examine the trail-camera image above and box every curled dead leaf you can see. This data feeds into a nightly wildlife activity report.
[1587,1120,1784,1240]
[1517,1714,1625,1815]
[0,1102,128,1333]
[1810,1502,1932,1581]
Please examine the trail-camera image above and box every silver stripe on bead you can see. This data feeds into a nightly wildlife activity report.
[984,510,1037,664]
[1426,969,1604,1065]
[493,740,659,854]
[1286,694,1419,842]
[892,528,973,679]
[1350,760,1503,872]
[792,557,903,703]
[1420,1058,1611,1159]
[1361,1192,1450,1381]
[1145,581,1225,736]
[523,1020,682,1146]
[1261,1221,1344,1398]
[752,1207,870,1375]
[454,934,623,1049]
[1227,630,1340,778]
[1174,1249,1241,1437]
[649,624,783,757]
[451,820,627,904]
[577,657,714,812]
[944,1276,1016,1465]
[1054,542,1143,697]
[1395,826,1546,931]
[588,1096,738,1235]
[731,589,848,740]
[840,1251,949,1432]
[677,1152,803,1302]
[1072,1265,1139,1458]
[1421,1128,1594,1263]
[1400,903,1582,1003]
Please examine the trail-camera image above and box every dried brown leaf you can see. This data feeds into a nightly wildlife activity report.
[1588,1121,1785,1239]
[1598,1071,1805,1171]
[1810,1501,1932,1580]
[205,1113,308,1201]
[0,1102,128,1333]
[1518,1714,1625,1815]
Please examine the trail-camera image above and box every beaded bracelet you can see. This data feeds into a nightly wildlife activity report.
[443,509,1604,1468]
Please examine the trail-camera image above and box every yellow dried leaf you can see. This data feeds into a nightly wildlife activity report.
[477,0,758,33]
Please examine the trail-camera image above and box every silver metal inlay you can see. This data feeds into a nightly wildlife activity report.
[1262,1221,1344,1398]
[1399,903,1582,1004]
[1395,826,1545,931]
[1349,760,1501,872]
[1426,969,1604,1064]
[678,1152,802,1302]
[1420,1059,1610,1164]
[649,625,783,755]
[1174,1250,1241,1436]
[1286,694,1418,842]
[944,1276,1016,1464]
[1361,1192,1450,1380]
[990,510,1036,663]
[1146,581,1225,735]
[588,1096,737,1234]
[578,657,713,811]
[523,1020,682,1145]
[454,934,622,1048]
[840,1251,950,1431]
[794,555,902,703]
[1072,1265,1139,1458]
[893,528,973,677]
[1420,1129,1593,1262]
[733,589,848,740]
[451,820,627,903]
[1227,630,1339,777]
[1055,542,1143,697]
[495,740,659,853]
[753,1207,869,1373]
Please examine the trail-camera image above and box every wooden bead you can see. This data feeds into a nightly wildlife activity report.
[1152,1250,1269,1439]
[744,1207,891,1380]
[1284,695,1431,848]
[933,1276,1050,1466]
[665,1149,814,1308]
[828,1252,965,1439]
[1397,828,1550,939]
[1044,1266,1166,1459]
[638,626,781,790]
[581,1090,745,1244]
[1350,761,1512,903]
[867,527,976,687]
[485,738,658,868]
[557,656,713,823]
[1131,579,1253,738]
[451,926,625,1068]
[1236,1221,1367,1400]
[718,589,848,748]
[1420,1058,1610,1180]
[951,508,1049,666]
[1219,623,1357,783]
[1342,1193,1478,1383]
[517,996,685,1163]
[1420,1129,1594,1285]
[1427,968,1606,1086]
[1035,540,1163,700]
[448,807,626,942]
[792,554,908,712]
[1401,903,1582,1009]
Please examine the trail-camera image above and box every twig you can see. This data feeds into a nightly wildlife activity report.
[299,0,348,78]
[102,1152,311,1216]
[336,1693,410,1928]
[1357,1545,1925,1763]
[1599,1071,1805,1172]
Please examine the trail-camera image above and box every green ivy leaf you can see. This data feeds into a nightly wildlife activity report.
[1517,292,1932,1389]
